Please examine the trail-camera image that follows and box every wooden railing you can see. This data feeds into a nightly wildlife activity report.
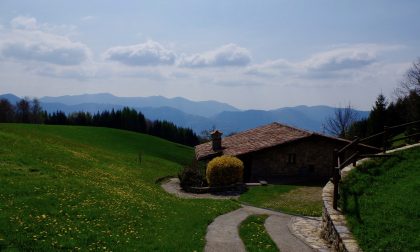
[331,120,420,210]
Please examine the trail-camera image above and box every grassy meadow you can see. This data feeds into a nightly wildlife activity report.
[239,185,323,217]
[340,146,420,251]
[0,124,238,251]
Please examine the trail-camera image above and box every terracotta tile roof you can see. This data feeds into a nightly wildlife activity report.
[195,122,314,160]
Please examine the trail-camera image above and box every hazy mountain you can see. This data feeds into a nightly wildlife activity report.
[0,93,369,135]
[138,107,213,132]
[40,102,125,114]
[211,106,369,133]
[40,93,239,117]
[0,93,21,104]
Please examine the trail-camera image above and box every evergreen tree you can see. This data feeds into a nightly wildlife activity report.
[46,111,68,125]
[368,94,388,133]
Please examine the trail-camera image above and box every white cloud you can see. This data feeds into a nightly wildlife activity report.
[103,40,176,66]
[246,59,297,78]
[0,17,91,66]
[0,30,91,66]
[10,16,38,30]
[32,63,96,80]
[303,44,380,71]
[179,43,251,68]
[246,44,401,79]
[81,16,96,22]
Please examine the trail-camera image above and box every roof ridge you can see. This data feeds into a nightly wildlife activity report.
[270,122,314,135]
[220,122,312,141]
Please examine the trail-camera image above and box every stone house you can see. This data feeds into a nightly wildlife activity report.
[195,122,377,182]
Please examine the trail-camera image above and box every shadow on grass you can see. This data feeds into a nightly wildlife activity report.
[264,176,328,187]
[340,155,406,224]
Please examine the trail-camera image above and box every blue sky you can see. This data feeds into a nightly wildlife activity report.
[0,0,419,110]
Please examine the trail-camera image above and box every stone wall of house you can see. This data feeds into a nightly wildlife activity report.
[249,136,346,180]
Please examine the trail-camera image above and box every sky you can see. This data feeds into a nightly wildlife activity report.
[0,0,419,110]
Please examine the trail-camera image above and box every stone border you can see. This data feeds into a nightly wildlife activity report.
[183,183,246,194]
[161,178,240,199]
[321,143,420,252]
[321,180,361,252]
[289,216,331,251]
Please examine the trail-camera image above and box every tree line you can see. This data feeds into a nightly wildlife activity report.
[324,58,420,147]
[0,99,200,146]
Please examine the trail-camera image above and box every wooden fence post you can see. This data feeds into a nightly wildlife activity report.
[383,126,389,154]
[333,149,339,210]
[353,136,359,166]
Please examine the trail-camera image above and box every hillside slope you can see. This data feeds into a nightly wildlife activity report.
[341,146,420,251]
[0,124,237,251]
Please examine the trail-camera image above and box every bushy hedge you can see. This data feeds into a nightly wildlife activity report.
[206,155,244,187]
[178,160,206,188]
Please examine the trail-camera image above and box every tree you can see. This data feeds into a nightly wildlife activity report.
[30,98,44,123]
[323,103,359,139]
[394,58,420,122]
[199,125,216,142]
[46,111,68,125]
[365,94,389,146]
[137,111,147,133]
[368,94,388,133]
[68,112,92,125]
[15,98,31,123]
[396,58,420,97]
[0,99,15,122]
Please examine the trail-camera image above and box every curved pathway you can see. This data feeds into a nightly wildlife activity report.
[161,178,239,199]
[161,178,331,251]
[205,205,313,252]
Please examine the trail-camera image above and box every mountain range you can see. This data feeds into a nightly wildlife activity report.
[0,93,369,135]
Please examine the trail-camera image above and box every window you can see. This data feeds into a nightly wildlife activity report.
[287,153,296,164]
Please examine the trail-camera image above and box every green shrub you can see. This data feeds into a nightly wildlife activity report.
[178,160,206,188]
[206,155,244,187]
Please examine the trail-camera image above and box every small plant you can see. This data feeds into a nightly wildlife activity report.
[178,160,206,188]
[206,155,244,187]
[239,215,278,252]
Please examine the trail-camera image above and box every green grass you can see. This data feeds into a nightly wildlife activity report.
[239,215,278,252]
[391,132,407,148]
[0,124,238,251]
[340,146,420,252]
[239,185,323,216]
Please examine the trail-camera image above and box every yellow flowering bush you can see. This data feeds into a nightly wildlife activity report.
[206,155,244,187]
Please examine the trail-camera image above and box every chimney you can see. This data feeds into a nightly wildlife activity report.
[211,130,223,151]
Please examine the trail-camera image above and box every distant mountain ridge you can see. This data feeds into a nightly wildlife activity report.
[0,93,369,135]
[40,93,239,117]
[0,93,21,104]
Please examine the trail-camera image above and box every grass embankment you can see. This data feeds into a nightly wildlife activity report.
[239,185,323,216]
[0,124,238,251]
[239,215,278,252]
[340,146,420,251]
